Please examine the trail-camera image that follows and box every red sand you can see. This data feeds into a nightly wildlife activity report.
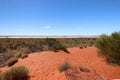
[0,46,120,80]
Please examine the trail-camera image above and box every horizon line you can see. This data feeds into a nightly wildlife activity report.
[0,35,100,38]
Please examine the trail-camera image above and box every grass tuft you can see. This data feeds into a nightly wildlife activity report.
[79,66,90,72]
[7,57,18,67]
[58,62,72,72]
[0,66,29,80]
[21,54,28,59]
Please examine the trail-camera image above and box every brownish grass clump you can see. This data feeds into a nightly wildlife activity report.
[0,66,29,80]
[79,46,83,49]
[21,54,28,59]
[58,62,72,72]
[14,53,22,58]
[79,66,90,72]
[7,57,18,67]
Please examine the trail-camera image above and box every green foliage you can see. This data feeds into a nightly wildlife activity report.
[58,62,72,72]
[95,31,120,64]
[45,38,69,53]
[21,54,28,59]
[7,57,18,67]
[0,66,29,80]
[79,66,90,72]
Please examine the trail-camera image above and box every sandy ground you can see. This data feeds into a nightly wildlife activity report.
[0,46,120,80]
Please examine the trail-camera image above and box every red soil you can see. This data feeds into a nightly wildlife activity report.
[0,46,120,80]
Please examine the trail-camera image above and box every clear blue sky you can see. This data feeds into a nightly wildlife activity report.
[0,0,120,35]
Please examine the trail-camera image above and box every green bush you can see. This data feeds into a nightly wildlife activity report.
[0,66,29,80]
[50,42,69,53]
[45,38,69,53]
[21,54,28,59]
[58,62,72,72]
[79,66,90,72]
[7,57,18,67]
[95,31,120,64]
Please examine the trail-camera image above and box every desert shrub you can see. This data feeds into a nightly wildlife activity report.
[44,38,57,46]
[87,41,94,46]
[51,42,69,53]
[28,44,42,52]
[14,41,25,49]
[0,53,13,67]
[14,53,21,58]
[79,46,83,49]
[58,62,72,72]
[1,66,29,80]
[79,66,90,72]
[18,47,31,54]
[95,31,120,64]
[21,54,28,59]
[0,47,6,53]
[88,44,93,46]
[45,38,69,53]
[7,57,18,66]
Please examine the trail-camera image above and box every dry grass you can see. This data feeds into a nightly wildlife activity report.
[21,54,28,59]
[7,57,18,67]
[0,66,29,80]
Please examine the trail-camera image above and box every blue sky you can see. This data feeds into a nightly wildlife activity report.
[0,0,120,35]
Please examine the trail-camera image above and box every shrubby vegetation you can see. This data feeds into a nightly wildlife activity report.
[0,38,96,67]
[0,66,29,80]
[79,66,90,72]
[79,46,83,49]
[58,62,72,72]
[21,54,28,59]
[0,53,13,67]
[7,57,18,66]
[14,53,21,58]
[44,38,69,53]
[95,31,120,64]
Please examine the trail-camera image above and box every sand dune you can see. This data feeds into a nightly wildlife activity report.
[0,46,120,80]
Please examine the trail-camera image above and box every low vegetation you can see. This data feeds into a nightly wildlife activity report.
[14,53,21,58]
[95,31,120,64]
[0,38,96,67]
[0,53,13,67]
[7,57,18,66]
[58,62,72,72]
[79,66,90,72]
[79,46,83,49]
[44,38,69,53]
[21,54,28,59]
[0,66,29,80]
